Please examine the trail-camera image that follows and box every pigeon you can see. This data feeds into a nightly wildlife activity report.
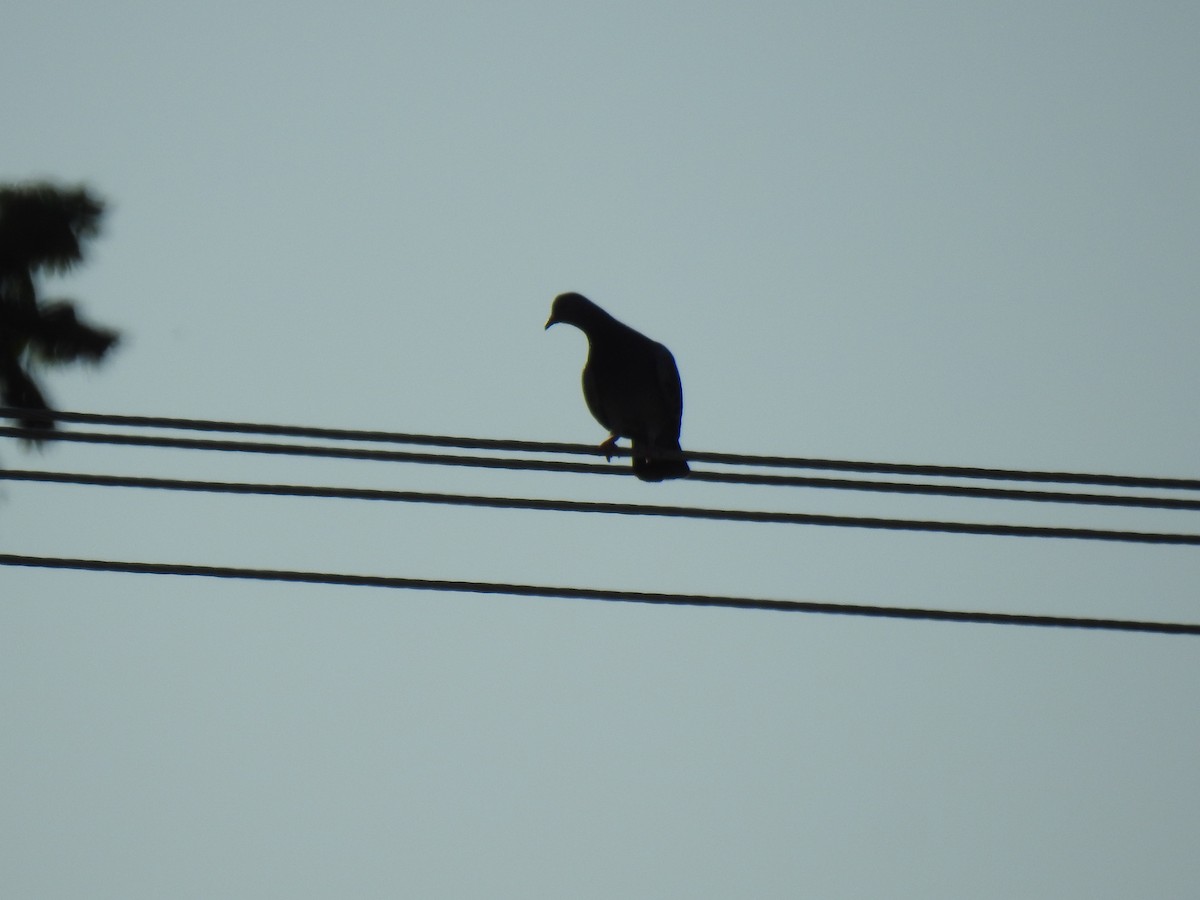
[545,292,689,481]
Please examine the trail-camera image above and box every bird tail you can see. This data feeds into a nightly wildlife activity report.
[631,438,690,482]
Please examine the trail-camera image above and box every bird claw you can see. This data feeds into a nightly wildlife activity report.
[599,435,620,461]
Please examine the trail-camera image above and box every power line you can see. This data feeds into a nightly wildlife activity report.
[1,552,1195,635]
[2,425,1198,511]
[4,468,1199,545]
[4,408,1198,490]
[0,425,614,473]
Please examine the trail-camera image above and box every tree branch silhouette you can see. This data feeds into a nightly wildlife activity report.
[0,182,120,438]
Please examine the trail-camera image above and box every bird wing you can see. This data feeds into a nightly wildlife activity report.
[583,331,684,444]
[651,341,684,442]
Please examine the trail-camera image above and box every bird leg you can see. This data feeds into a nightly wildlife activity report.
[599,434,620,461]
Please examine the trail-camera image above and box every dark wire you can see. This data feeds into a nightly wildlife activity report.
[4,468,1198,545]
[1,552,1195,635]
[3,409,1198,490]
[2,426,1198,511]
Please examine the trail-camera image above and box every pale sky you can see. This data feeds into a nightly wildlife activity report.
[3,3,1199,898]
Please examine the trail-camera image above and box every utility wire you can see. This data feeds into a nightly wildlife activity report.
[1,552,1195,635]
[4,409,1198,490]
[0,426,611,474]
[2,426,1198,511]
[4,468,1199,545]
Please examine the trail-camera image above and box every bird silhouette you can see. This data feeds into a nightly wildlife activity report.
[545,292,689,481]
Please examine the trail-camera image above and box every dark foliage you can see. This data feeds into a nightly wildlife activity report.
[0,182,120,440]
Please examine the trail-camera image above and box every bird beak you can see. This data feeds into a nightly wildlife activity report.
[544,314,558,330]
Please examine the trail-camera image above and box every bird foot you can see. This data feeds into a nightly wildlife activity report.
[599,435,620,461]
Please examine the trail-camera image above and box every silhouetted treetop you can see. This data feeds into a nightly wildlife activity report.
[0,181,119,438]
[0,184,104,280]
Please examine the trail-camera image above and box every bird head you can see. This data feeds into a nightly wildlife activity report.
[544,292,595,330]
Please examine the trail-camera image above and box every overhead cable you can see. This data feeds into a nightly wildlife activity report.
[4,468,1198,545]
[3,409,1198,490]
[1,552,1196,635]
[2,426,1199,512]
